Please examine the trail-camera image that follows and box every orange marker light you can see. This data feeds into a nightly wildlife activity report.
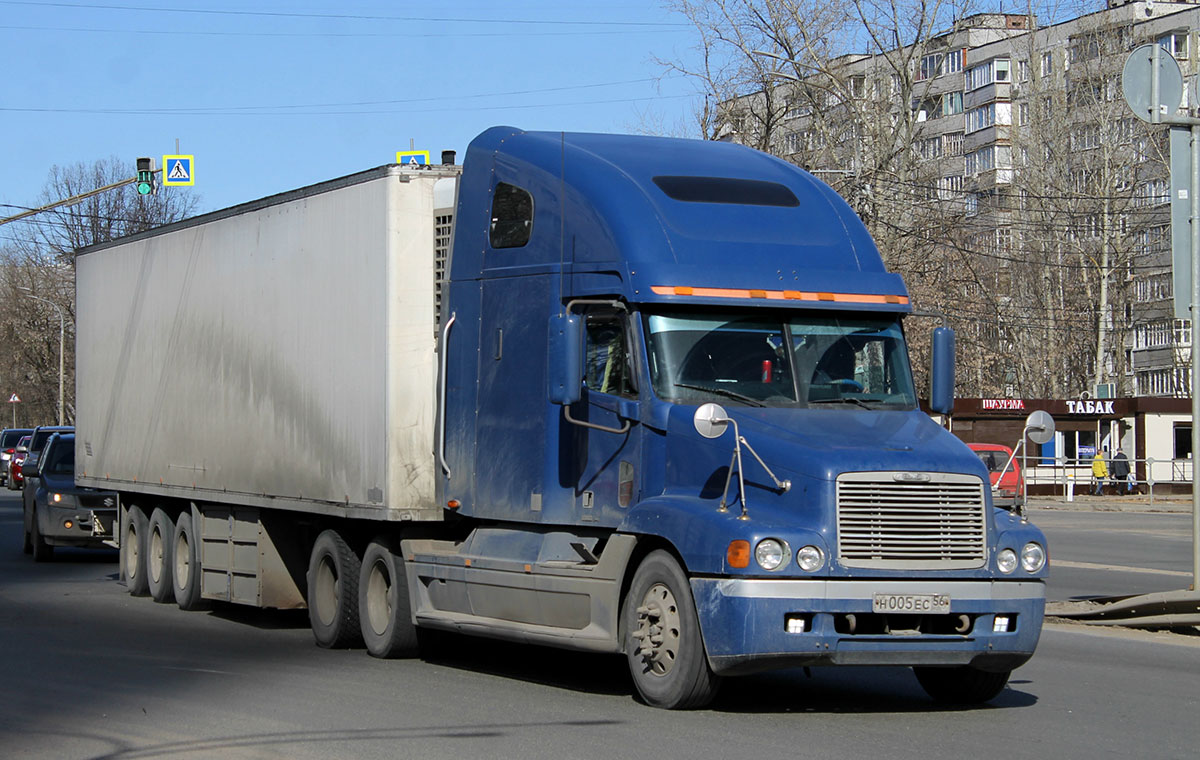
[447,500,461,510]
[727,540,751,568]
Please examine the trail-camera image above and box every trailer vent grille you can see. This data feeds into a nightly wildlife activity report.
[836,472,987,570]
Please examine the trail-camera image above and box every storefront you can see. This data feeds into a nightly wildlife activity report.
[946,397,1192,492]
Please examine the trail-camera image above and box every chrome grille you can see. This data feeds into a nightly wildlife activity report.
[836,472,987,569]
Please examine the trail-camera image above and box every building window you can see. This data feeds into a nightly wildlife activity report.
[1017,102,1029,126]
[1041,51,1054,77]
[1161,31,1189,60]
[918,53,944,81]
[965,102,1011,133]
[942,91,963,115]
[1017,59,1030,82]
[944,132,964,156]
[966,58,1011,90]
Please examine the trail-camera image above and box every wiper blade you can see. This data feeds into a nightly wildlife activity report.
[809,397,880,409]
[673,382,766,407]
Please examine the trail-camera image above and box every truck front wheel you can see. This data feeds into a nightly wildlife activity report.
[914,666,1011,704]
[307,529,363,649]
[146,508,176,603]
[359,538,420,658]
[622,550,721,709]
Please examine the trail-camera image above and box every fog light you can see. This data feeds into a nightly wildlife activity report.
[993,615,1011,633]
[998,548,1018,574]
[786,615,808,633]
[755,539,790,571]
[63,520,74,530]
[52,493,62,503]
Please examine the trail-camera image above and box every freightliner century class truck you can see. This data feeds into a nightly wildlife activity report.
[75,127,1047,709]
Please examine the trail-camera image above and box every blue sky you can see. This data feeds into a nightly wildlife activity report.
[1,1,701,215]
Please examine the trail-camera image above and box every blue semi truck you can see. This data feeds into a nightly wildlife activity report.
[76,127,1046,709]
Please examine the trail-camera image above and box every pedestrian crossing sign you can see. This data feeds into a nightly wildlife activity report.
[396,150,430,167]
[162,155,195,186]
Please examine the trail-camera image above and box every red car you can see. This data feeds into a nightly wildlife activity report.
[967,442,1024,508]
[7,435,31,490]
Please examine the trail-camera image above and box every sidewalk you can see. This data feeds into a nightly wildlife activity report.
[1029,492,1193,513]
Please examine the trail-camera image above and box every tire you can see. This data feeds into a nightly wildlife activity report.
[122,505,151,597]
[146,508,176,603]
[622,550,721,709]
[172,511,208,611]
[22,505,32,554]
[30,505,54,562]
[306,529,363,649]
[914,666,1011,704]
[359,538,420,658]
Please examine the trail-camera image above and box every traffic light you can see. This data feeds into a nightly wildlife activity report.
[136,157,156,195]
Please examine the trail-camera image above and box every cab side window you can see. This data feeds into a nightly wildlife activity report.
[585,312,636,398]
[490,182,533,249]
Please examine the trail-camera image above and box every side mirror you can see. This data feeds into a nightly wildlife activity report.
[929,326,956,416]
[22,461,39,479]
[548,312,583,405]
[693,402,731,439]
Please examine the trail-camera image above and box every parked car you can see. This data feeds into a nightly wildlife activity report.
[7,435,31,490]
[0,427,33,487]
[967,442,1024,508]
[22,432,118,561]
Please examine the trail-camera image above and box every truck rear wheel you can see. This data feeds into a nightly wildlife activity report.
[359,538,420,658]
[622,550,721,709]
[123,505,150,596]
[914,666,1011,704]
[172,511,207,611]
[146,508,176,603]
[307,529,363,649]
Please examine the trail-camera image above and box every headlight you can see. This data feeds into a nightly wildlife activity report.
[796,545,825,572]
[52,493,64,503]
[1021,542,1046,573]
[997,548,1018,574]
[755,539,790,571]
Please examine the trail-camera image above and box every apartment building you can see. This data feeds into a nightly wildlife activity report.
[723,1,1200,397]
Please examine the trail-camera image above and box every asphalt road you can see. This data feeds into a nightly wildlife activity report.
[1,492,1198,760]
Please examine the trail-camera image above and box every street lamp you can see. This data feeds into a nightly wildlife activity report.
[19,288,65,426]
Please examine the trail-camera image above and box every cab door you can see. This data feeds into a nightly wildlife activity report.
[563,308,642,525]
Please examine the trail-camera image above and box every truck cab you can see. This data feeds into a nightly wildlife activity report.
[422,128,1047,707]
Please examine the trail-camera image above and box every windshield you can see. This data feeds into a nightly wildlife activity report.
[644,310,916,409]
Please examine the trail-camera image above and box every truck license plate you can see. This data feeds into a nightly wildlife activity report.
[872,593,950,614]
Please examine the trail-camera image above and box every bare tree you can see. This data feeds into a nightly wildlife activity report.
[1,157,200,425]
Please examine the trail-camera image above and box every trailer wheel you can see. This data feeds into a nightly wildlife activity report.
[146,508,176,603]
[172,511,207,611]
[307,529,363,648]
[358,538,420,658]
[122,505,150,596]
[30,505,54,562]
[622,550,721,709]
[914,666,1011,704]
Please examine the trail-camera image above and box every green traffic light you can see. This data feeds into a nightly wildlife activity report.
[137,181,153,195]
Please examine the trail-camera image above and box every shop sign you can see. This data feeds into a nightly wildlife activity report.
[981,399,1025,410]
[1066,400,1116,415]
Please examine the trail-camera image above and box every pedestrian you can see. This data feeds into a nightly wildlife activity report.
[1110,448,1132,493]
[1091,448,1108,495]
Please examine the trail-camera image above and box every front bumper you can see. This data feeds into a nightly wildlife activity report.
[692,577,1045,676]
[38,502,118,548]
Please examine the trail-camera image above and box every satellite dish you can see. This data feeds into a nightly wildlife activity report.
[1025,410,1055,445]
[693,403,731,439]
[1122,43,1183,123]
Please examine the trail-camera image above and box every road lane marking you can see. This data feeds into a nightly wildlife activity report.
[1052,559,1191,577]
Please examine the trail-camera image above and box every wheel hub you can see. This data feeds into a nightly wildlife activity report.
[632,582,681,676]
